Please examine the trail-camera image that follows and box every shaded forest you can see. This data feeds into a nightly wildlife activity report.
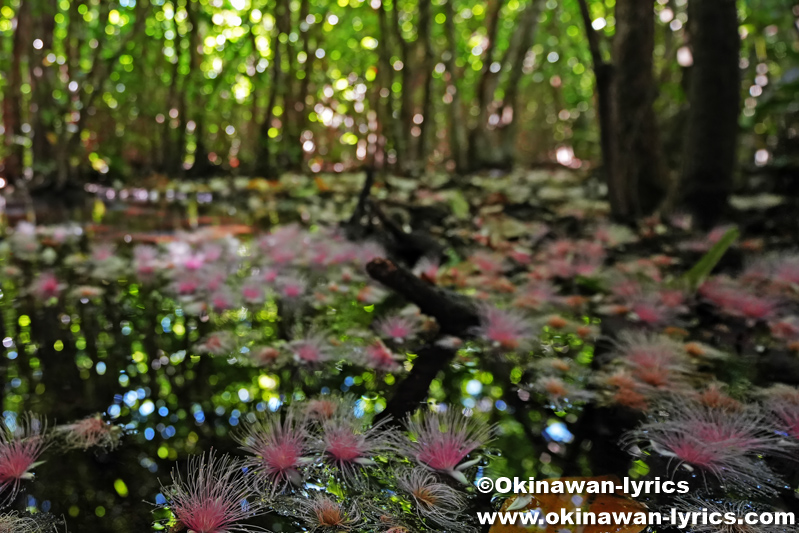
[1,0,797,223]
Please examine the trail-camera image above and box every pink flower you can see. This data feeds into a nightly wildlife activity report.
[0,414,48,504]
[614,331,688,389]
[700,278,780,321]
[402,409,493,483]
[413,256,440,282]
[625,401,791,495]
[476,304,532,351]
[295,492,361,531]
[396,467,467,528]
[56,415,121,450]
[174,275,202,296]
[629,297,676,326]
[513,281,560,310]
[276,276,307,299]
[161,452,264,533]
[469,251,505,276]
[210,288,236,312]
[363,340,403,372]
[375,315,419,344]
[236,412,310,491]
[761,385,799,440]
[315,415,394,481]
[241,281,265,305]
[29,272,64,301]
[290,333,334,364]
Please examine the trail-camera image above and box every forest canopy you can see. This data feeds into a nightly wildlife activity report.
[1,0,797,223]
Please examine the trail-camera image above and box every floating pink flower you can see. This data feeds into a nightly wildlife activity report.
[29,272,64,301]
[624,401,791,495]
[0,413,48,504]
[402,409,493,483]
[241,280,265,305]
[315,415,394,481]
[290,333,334,364]
[160,452,264,533]
[362,340,403,372]
[396,467,466,528]
[375,315,419,344]
[56,414,121,450]
[475,304,532,351]
[210,288,236,312]
[236,412,311,491]
[276,275,307,300]
[614,331,688,389]
[295,492,360,531]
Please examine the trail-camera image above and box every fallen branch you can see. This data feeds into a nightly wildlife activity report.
[365,258,478,336]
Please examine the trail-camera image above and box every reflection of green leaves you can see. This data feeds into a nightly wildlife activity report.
[450,190,470,220]
[682,227,739,292]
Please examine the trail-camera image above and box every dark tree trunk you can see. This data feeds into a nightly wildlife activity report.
[468,0,505,171]
[443,0,468,173]
[2,0,29,186]
[417,0,435,173]
[611,0,667,218]
[497,0,544,167]
[681,0,740,228]
[254,1,283,177]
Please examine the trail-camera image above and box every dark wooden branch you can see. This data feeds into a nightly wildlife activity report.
[366,258,478,336]
[375,343,458,423]
[367,258,481,422]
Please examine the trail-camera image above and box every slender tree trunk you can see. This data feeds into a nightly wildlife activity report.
[577,0,621,215]
[185,0,209,176]
[416,0,435,174]
[254,3,283,177]
[2,0,29,186]
[497,0,544,167]
[376,1,400,168]
[611,0,667,217]
[443,0,468,173]
[468,0,505,170]
[390,1,412,173]
[681,0,740,227]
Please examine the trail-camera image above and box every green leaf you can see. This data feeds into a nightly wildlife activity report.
[449,190,470,220]
[682,227,739,292]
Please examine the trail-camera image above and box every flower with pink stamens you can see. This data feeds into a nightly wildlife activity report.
[363,340,403,372]
[56,414,121,450]
[469,251,505,276]
[375,315,419,344]
[700,278,780,321]
[475,304,532,351]
[241,280,265,305]
[29,272,64,302]
[290,333,334,364]
[0,413,48,504]
[160,452,264,533]
[276,275,308,300]
[396,467,467,528]
[402,409,493,483]
[236,412,311,491]
[614,331,688,389]
[314,415,394,482]
[624,401,792,495]
[295,492,361,531]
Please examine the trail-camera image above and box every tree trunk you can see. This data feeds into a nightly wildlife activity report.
[443,0,468,173]
[497,0,544,167]
[468,0,505,171]
[254,1,283,177]
[2,0,29,186]
[611,0,667,218]
[681,0,740,228]
[416,0,435,174]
